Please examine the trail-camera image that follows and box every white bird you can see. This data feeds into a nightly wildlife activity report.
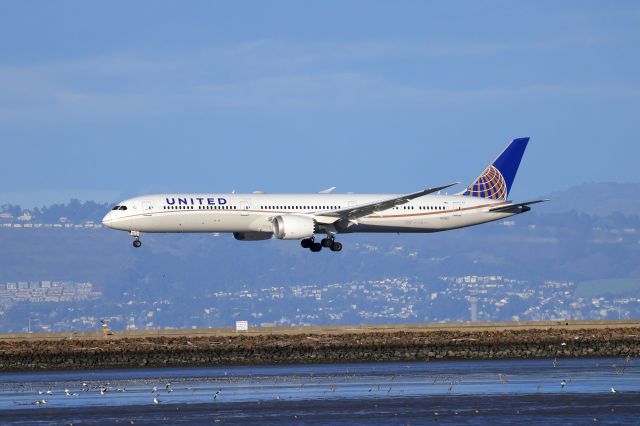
[611,387,617,393]
[154,396,161,404]
[35,399,48,405]
[45,389,53,395]
[560,379,567,389]
[100,387,107,395]
[151,386,157,393]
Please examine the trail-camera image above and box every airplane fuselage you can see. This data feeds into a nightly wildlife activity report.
[101,138,544,251]
[102,192,515,235]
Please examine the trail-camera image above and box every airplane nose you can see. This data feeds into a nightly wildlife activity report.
[101,212,112,228]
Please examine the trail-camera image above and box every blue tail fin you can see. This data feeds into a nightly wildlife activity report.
[461,137,529,200]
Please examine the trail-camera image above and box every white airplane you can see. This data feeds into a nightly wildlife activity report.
[102,138,547,252]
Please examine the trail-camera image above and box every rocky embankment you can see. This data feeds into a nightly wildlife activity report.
[1,327,639,371]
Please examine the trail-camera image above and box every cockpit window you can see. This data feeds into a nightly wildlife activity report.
[119,206,128,211]
[111,206,120,210]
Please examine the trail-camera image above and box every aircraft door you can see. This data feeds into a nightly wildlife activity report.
[452,201,463,216]
[142,200,154,216]
[240,200,250,216]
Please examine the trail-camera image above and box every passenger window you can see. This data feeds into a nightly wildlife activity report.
[119,206,127,211]
[112,206,120,210]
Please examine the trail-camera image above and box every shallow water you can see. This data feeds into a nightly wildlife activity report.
[0,358,638,424]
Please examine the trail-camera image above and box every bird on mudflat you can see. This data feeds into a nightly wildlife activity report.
[560,379,567,389]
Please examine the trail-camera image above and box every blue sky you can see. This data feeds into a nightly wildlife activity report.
[1,1,639,207]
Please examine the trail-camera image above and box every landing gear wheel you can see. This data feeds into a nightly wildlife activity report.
[133,239,142,248]
[330,241,343,252]
[321,238,333,248]
[310,243,322,252]
[300,238,313,249]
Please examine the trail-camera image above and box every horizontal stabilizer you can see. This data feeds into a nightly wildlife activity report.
[489,199,549,213]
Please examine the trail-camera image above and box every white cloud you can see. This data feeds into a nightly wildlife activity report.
[0,38,637,121]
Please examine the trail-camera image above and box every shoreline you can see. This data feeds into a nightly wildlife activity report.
[1,321,638,372]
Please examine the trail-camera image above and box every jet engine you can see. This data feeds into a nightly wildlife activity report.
[233,232,272,241]
[272,215,316,240]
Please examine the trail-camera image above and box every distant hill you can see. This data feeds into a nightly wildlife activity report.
[541,182,640,216]
[2,182,639,224]
[1,183,639,292]
[1,187,640,331]
[575,278,640,298]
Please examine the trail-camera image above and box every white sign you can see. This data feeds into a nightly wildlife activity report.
[235,320,248,332]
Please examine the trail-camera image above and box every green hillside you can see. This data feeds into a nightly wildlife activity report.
[575,278,640,298]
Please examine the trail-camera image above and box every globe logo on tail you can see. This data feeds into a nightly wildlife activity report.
[463,165,508,200]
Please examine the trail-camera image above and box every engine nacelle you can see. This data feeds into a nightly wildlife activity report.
[272,215,316,240]
[233,231,272,241]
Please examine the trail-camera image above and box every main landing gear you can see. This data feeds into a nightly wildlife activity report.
[300,237,342,252]
[130,230,142,248]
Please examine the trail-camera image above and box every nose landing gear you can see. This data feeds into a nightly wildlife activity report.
[129,230,142,248]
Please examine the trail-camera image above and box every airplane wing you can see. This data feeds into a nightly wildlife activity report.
[318,182,459,221]
[489,199,549,213]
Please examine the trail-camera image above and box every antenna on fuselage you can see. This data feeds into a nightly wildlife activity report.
[319,187,336,194]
